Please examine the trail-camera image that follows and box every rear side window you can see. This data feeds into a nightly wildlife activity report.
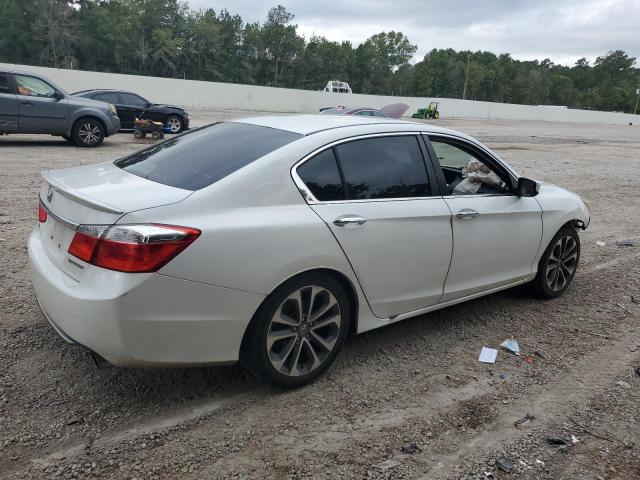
[96,92,121,104]
[297,149,346,201]
[335,136,431,199]
[120,93,148,107]
[115,123,302,190]
[0,73,9,93]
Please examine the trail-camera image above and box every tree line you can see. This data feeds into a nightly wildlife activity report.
[1,0,638,113]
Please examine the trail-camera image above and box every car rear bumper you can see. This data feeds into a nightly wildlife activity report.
[28,228,264,367]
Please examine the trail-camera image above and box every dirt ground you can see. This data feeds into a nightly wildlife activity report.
[0,113,639,480]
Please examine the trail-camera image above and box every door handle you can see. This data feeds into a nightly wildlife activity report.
[19,100,33,105]
[333,215,367,227]
[456,209,480,220]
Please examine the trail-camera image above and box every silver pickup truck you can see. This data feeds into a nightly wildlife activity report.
[0,70,120,147]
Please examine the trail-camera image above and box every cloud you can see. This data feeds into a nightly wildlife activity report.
[186,0,640,66]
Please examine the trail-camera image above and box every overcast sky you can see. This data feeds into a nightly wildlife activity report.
[186,0,639,66]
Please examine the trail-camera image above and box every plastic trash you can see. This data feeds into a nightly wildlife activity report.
[479,347,498,363]
[500,338,520,356]
[596,240,606,246]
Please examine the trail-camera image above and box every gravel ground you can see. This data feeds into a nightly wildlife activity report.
[0,113,639,480]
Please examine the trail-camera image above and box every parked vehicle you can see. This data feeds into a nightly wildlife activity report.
[133,118,168,139]
[0,70,120,147]
[323,80,352,93]
[29,115,590,387]
[412,101,441,119]
[73,89,189,133]
[320,103,409,118]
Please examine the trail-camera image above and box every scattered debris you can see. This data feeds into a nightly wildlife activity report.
[632,295,639,304]
[500,338,520,356]
[401,442,420,454]
[616,380,631,389]
[536,459,545,466]
[571,435,580,444]
[66,416,83,426]
[595,240,606,246]
[374,459,401,471]
[514,413,536,428]
[496,457,514,473]
[546,435,572,446]
[616,239,635,247]
[499,372,507,379]
[479,347,498,363]
[523,355,534,364]
[628,345,639,353]
[534,350,547,360]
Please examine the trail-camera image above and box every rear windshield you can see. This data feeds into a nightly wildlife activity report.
[114,122,302,190]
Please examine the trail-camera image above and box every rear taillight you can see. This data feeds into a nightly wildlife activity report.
[38,201,48,223]
[68,224,200,273]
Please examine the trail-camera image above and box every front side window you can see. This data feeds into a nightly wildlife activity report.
[14,75,56,98]
[335,136,431,199]
[297,149,346,201]
[429,138,509,195]
[116,122,302,190]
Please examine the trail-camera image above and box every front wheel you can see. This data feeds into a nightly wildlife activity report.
[165,115,183,133]
[241,273,350,388]
[531,226,581,298]
[72,118,105,147]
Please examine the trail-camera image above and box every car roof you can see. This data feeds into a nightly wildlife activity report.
[233,114,460,136]
[73,89,140,95]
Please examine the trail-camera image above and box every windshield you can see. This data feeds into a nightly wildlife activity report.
[115,122,302,190]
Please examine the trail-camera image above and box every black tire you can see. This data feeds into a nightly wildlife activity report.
[151,130,164,139]
[531,226,581,299]
[71,118,105,147]
[133,129,144,139]
[241,272,350,388]
[165,115,183,134]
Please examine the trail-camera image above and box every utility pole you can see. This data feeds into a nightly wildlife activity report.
[634,87,640,115]
[462,53,470,100]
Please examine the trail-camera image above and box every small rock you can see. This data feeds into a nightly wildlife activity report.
[546,435,571,446]
[496,457,514,473]
[374,459,401,471]
[401,442,420,454]
[616,381,631,389]
[66,417,83,426]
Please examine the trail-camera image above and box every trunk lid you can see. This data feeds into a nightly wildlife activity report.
[38,161,192,278]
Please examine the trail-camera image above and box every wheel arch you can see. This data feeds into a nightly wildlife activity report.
[239,267,360,357]
[67,114,106,138]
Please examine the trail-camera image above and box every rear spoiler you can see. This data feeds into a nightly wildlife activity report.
[41,170,124,214]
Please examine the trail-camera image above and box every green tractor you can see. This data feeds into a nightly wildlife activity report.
[412,101,440,119]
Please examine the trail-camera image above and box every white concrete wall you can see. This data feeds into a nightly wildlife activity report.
[2,63,638,126]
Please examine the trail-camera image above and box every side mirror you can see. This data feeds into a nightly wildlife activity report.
[517,177,540,197]
[53,91,65,101]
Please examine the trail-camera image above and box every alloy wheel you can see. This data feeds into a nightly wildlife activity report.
[78,122,101,145]
[166,117,182,133]
[266,285,341,377]
[545,235,578,291]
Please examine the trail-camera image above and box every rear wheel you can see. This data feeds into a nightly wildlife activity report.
[531,226,580,298]
[133,129,145,139]
[434,111,440,119]
[72,118,104,147]
[165,115,183,133]
[242,273,350,388]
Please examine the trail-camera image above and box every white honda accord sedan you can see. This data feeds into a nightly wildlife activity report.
[29,115,590,387]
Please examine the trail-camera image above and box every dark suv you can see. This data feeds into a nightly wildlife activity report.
[73,89,189,133]
[0,70,120,147]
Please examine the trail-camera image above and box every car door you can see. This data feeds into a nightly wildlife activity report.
[93,92,123,127]
[424,135,543,302]
[0,71,18,133]
[118,93,150,129]
[294,134,453,318]
[14,74,68,134]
